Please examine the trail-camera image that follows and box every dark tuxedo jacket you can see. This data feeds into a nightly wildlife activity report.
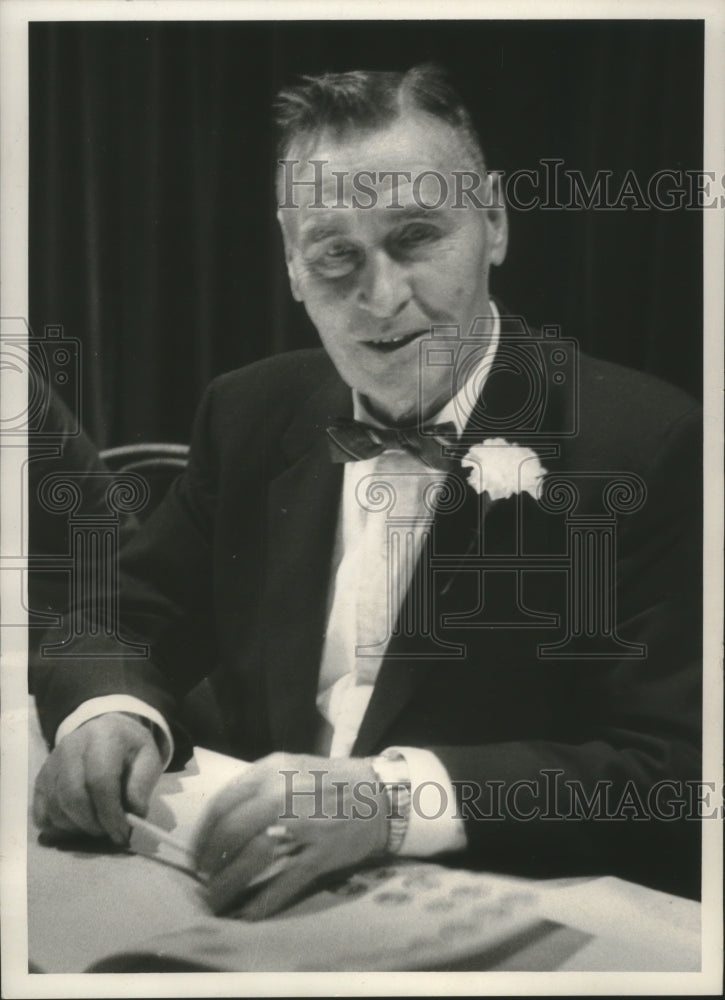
[32,316,703,897]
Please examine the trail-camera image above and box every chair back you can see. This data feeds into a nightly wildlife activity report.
[100,442,189,521]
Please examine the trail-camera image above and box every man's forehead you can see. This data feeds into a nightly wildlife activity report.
[294,114,478,175]
[277,113,486,216]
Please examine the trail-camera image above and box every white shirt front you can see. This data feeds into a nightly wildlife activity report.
[57,304,501,857]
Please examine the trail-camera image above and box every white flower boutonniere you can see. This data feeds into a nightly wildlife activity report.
[461,438,547,502]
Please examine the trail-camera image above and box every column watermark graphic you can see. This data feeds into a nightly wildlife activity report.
[1,317,149,656]
[34,471,149,657]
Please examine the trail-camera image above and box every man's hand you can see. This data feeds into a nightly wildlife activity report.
[192,752,389,919]
[33,713,164,846]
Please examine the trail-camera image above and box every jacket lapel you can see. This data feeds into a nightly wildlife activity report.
[261,376,350,752]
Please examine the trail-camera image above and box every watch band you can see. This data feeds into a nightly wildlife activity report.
[371,752,411,855]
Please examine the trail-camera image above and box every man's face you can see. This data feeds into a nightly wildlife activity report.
[278,113,508,424]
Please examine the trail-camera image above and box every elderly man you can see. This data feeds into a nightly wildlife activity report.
[31,66,702,917]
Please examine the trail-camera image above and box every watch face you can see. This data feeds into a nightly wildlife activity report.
[372,754,410,785]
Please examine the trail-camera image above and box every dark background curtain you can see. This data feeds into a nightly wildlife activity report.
[29,20,703,449]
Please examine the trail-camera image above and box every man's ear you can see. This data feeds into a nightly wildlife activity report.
[485,172,508,267]
[277,209,303,302]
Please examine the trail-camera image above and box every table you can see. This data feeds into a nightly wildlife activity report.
[27,710,701,974]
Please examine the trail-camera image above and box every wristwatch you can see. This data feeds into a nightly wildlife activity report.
[370,752,411,855]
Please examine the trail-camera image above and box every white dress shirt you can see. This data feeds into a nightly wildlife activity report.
[56,304,501,857]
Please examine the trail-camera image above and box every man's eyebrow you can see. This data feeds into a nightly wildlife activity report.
[299,219,348,245]
[385,205,447,224]
[392,205,442,219]
[298,205,446,247]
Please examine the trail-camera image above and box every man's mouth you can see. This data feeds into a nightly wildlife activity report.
[363,329,428,353]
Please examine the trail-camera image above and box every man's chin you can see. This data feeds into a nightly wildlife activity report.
[357,390,445,428]
[340,360,453,426]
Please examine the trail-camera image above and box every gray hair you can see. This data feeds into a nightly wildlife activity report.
[273,64,486,170]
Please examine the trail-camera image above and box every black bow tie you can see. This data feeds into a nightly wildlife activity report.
[326,417,459,470]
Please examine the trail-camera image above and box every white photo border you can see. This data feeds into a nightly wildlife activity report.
[1,1,722,997]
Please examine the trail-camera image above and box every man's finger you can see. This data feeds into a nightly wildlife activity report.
[53,761,105,835]
[124,741,162,817]
[32,779,50,829]
[192,772,259,853]
[32,758,61,830]
[194,794,273,877]
[205,831,279,914]
[84,744,129,845]
[33,757,102,837]
[232,854,318,921]
[45,796,83,834]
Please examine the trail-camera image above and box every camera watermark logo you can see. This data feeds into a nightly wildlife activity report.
[0,318,81,438]
[417,315,578,440]
[349,316,646,662]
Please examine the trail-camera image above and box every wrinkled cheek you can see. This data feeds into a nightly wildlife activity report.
[411,262,474,319]
[302,283,359,334]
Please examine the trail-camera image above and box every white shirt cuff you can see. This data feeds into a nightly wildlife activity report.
[385,746,467,856]
[54,696,174,770]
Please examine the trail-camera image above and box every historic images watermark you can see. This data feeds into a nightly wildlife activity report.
[278,158,725,211]
[279,769,722,823]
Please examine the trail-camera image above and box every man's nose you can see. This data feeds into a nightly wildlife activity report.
[356,252,412,319]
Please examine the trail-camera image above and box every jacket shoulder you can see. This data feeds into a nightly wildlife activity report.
[187,349,346,465]
[211,349,338,405]
[205,349,340,424]
[580,354,698,418]
[575,354,701,468]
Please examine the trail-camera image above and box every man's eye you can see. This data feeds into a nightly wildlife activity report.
[324,243,353,258]
[308,241,358,277]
